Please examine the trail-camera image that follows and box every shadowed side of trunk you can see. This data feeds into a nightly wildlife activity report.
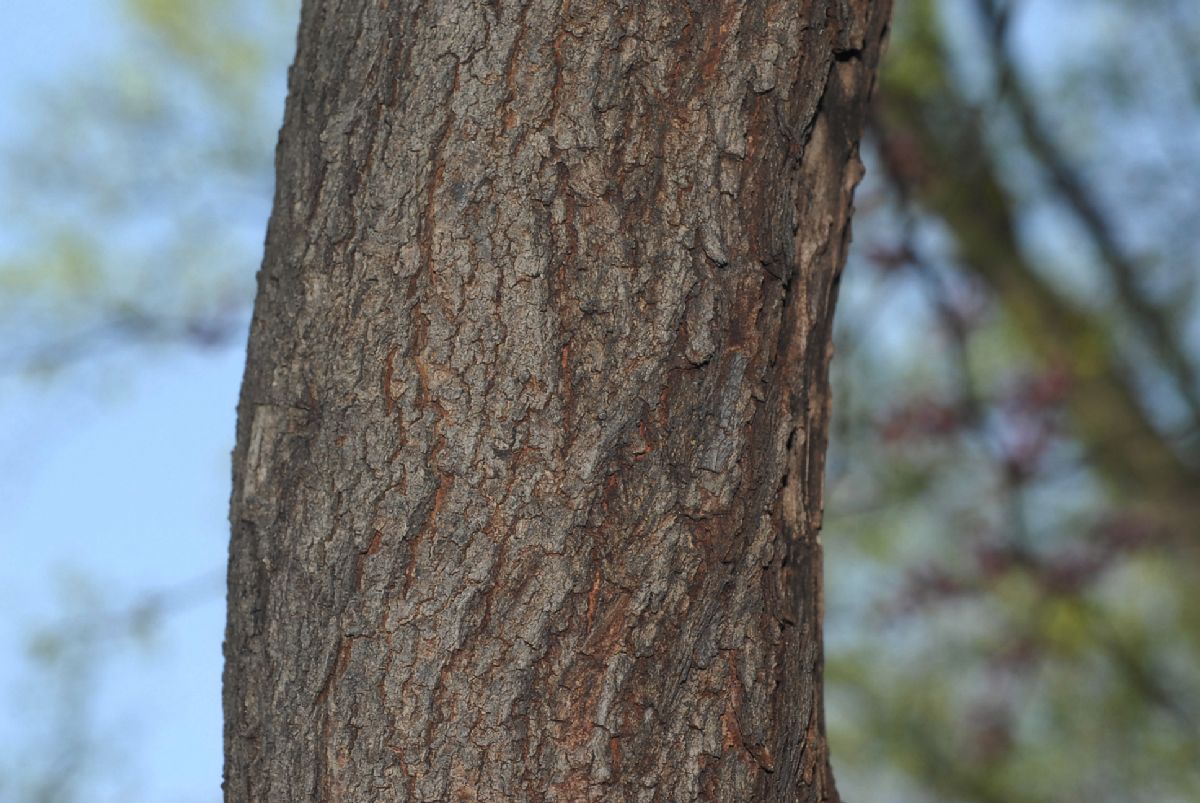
[223,2,890,800]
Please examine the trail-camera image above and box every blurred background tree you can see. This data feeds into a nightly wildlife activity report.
[1,0,1196,801]
[825,0,1200,801]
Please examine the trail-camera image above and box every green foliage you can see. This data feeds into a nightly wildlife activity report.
[1,0,298,374]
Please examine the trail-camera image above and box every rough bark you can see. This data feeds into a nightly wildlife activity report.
[224,1,889,801]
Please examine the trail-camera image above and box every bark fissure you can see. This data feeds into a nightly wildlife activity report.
[225,2,890,800]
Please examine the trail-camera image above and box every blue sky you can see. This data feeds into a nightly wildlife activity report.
[1,0,110,103]
[2,2,250,801]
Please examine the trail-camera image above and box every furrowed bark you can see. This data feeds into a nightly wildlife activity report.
[224,2,889,800]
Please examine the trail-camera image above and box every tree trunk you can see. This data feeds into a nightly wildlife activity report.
[223,2,889,800]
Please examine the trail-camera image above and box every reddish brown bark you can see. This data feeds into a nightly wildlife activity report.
[224,2,890,800]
